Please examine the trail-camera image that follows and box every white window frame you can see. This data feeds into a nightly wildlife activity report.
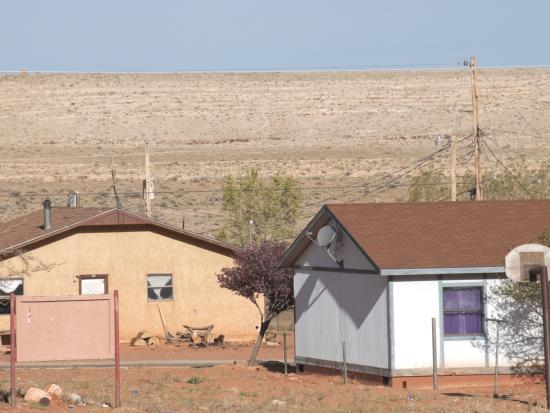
[147,274,174,301]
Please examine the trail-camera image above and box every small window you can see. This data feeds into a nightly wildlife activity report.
[79,274,108,295]
[147,274,173,301]
[443,287,484,336]
[0,279,24,315]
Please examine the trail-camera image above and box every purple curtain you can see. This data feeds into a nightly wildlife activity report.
[443,288,481,310]
[443,288,483,335]
[444,312,482,335]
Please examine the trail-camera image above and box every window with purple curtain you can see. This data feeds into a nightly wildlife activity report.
[443,287,484,336]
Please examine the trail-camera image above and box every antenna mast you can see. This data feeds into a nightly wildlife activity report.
[143,143,154,218]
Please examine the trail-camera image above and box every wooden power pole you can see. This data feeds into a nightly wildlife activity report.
[450,135,457,201]
[469,56,483,200]
[143,143,154,218]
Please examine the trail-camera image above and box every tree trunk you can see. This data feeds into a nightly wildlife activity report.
[248,320,271,366]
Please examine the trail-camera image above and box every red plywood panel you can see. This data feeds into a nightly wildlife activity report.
[16,295,114,362]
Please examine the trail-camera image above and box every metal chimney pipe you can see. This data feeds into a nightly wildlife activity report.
[75,191,81,208]
[43,199,52,230]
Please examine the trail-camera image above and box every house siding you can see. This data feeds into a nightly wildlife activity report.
[294,270,389,370]
[292,219,388,371]
[392,277,507,371]
[0,229,260,340]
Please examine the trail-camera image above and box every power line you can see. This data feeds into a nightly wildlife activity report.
[488,128,550,141]
[483,141,535,199]
[302,139,465,210]
[0,179,478,199]
[153,204,225,217]
[475,69,550,141]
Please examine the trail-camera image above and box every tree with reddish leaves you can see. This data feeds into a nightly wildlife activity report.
[217,241,293,365]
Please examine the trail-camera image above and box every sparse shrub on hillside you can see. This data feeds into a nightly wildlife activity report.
[408,163,549,202]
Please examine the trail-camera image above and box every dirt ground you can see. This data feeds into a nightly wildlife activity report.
[120,338,294,362]
[0,338,294,364]
[1,69,549,236]
[0,363,548,412]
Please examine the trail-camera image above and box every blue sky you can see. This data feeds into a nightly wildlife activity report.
[1,0,548,72]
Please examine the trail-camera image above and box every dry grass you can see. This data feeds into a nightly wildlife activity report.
[0,69,549,235]
[0,365,548,412]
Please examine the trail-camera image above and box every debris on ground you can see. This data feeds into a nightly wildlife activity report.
[213,334,225,345]
[24,387,51,406]
[64,392,84,405]
[186,376,205,384]
[180,324,215,345]
[130,330,165,347]
[272,399,287,408]
[175,324,225,347]
[47,383,63,397]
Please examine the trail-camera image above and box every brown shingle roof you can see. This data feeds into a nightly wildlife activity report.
[0,207,104,251]
[0,207,237,255]
[327,200,550,270]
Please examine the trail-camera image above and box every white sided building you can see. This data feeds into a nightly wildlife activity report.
[280,200,550,387]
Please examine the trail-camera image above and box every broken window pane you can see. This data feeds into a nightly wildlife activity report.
[147,274,173,301]
[0,279,24,315]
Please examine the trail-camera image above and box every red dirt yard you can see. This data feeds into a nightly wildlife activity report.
[0,363,548,412]
[0,339,547,412]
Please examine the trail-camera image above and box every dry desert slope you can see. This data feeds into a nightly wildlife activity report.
[0,69,549,236]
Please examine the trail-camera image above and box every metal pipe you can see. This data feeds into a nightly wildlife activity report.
[541,267,550,410]
[114,290,121,408]
[432,317,438,390]
[10,293,16,407]
[493,321,500,398]
[342,341,348,384]
[283,333,288,375]
[43,199,52,230]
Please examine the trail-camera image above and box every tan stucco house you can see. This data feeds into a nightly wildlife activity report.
[0,202,260,340]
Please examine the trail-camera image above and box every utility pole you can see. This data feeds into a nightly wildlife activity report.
[143,143,154,218]
[450,135,457,201]
[469,56,483,200]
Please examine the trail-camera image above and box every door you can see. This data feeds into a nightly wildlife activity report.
[79,275,108,295]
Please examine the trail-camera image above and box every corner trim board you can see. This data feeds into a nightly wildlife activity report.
[388,280,395,372]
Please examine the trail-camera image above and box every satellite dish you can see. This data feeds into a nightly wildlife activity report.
[316,225,336,248]
[505,243,550,282]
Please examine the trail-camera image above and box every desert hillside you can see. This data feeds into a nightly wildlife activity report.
[0,69,548,236]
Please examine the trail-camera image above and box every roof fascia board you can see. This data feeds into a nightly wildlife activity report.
[292,265,379,275]
[2,208,238,255]
[279,205,382,272]
[380,267,505,276]
[278,206,331,268]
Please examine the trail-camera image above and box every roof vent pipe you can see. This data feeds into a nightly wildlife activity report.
[43,199,52,230]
